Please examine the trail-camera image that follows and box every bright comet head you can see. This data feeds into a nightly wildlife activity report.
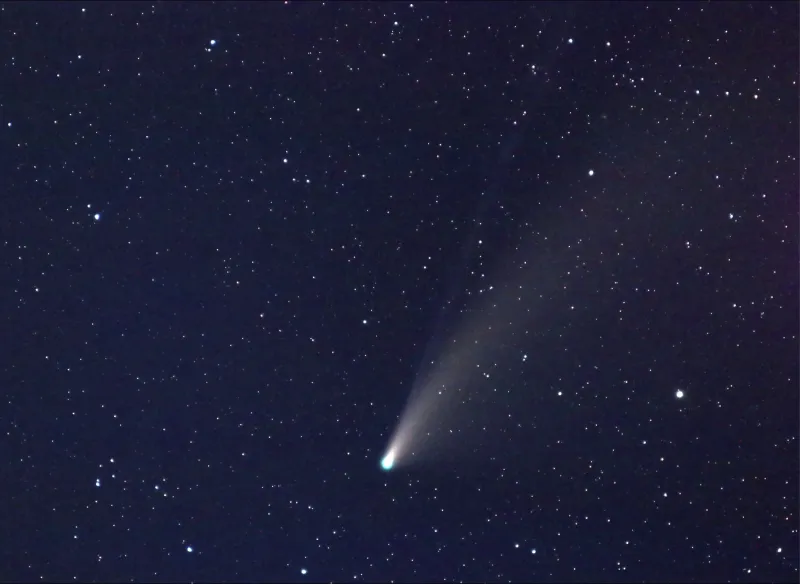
[380,451,395,471]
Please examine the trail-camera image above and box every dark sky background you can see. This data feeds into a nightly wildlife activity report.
[1,2,798,582]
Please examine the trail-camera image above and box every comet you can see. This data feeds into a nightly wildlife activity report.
[378,107,666,475]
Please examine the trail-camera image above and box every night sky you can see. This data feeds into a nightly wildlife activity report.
[2,2,798,582]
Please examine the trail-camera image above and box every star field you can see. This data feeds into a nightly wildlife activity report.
[1,2,798,582]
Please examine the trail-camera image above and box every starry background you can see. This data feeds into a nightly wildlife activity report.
[1,1,798,582]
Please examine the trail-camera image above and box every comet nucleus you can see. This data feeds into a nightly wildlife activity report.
[380,452,395,471]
